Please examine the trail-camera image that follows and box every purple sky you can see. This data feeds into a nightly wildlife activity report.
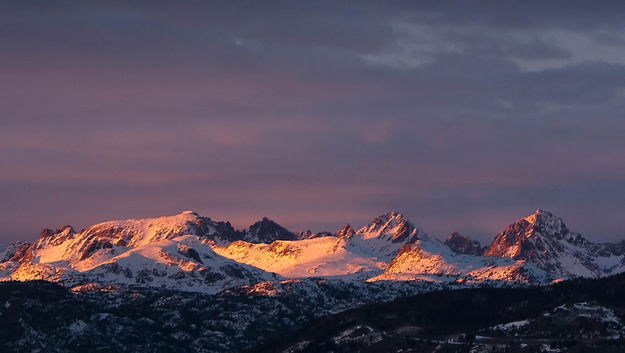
[2,1,625,244]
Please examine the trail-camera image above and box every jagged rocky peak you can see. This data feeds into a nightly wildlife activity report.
[359,211,408,233]
[298,230,333,239]
[484,209,581,258]
[35,224,78,250]
[517,208,586,244]
[444,232,484,256]
[298,230,313,239]
[335,224,355,238]
[0,241,32,262]
[523,209,571,238]
[244,217,297,243]
[357,211,420,243]
[480,209,623,278]
[40,225,75,239]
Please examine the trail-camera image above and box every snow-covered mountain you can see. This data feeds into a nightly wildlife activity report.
[365,215,551,284]
[483,209,625,278]
[212,233,382,280]
[211,212,421,280]
[0,211,279,293]
[352,211,423,260]
[1,208,624,294]
[369,242,550,284]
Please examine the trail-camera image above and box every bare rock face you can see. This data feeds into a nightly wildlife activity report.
[356,211,420,244]
[484,209,571,259]
[297,230,333,239]
[5,242,33,262]
[483,209,625,278]
[243,217,297,243]
[334,224,355,238]
[444,232,484,256]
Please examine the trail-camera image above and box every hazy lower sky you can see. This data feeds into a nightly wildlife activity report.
[2,1,625,244]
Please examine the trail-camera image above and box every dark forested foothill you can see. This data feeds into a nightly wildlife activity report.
[2,274,625,352]
[250,273,625,353]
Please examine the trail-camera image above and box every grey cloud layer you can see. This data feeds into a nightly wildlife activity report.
[1,1,625,243]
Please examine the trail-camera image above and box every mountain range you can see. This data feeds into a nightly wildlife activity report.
[2,208,624,294]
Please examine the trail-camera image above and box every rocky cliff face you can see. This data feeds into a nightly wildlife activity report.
[334,224,355,238]
[484,209,625,277]
[444,232,485,256]
[356,211,420,243]
[243,217,297,243]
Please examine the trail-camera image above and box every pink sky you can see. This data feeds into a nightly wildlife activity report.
[2,2,625,244]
